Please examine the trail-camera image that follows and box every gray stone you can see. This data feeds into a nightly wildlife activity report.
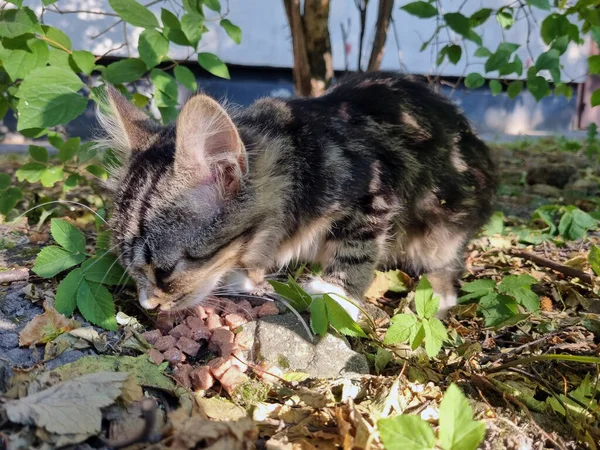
[529,184,563,198]
[44,350,88,371]
[568,178,599,195]
[240,313,369,379]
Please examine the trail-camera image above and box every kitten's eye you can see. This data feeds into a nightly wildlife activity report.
[155,265,175,288]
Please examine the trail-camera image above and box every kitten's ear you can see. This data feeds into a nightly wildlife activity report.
[175,95,246,196]
[99,85,159,154]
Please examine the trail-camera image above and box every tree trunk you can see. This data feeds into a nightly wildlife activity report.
[367,0,394,71]
[283,0,333,97]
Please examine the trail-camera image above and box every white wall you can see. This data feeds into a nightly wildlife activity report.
[26,0,589,82]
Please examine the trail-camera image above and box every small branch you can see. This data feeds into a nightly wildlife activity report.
[508,249,594,285]
[367,0,394,72]
[354,0,369,72]
[0,268,29,284]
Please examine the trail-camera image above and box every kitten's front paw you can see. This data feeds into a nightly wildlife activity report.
[249,279,274,297]
[434,293,457,319]
[301,277,362,321]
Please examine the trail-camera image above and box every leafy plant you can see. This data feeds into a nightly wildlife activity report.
[269,276,367,338]
[401,0,600,103]
[533,205,597,241]
[383,276,448,358]
[32,219,130,330]
[459,275,539,327]
[378,383,486,450]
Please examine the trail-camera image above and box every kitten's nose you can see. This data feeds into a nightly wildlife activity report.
[138,288,159,310]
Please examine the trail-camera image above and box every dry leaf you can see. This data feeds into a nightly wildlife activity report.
[19,302,79,346]
[5,371,129,436]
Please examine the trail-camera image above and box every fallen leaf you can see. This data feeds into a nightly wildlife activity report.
[196,396,247,421]
[5,371,129,436]
[19,302,80,346]
[365,270,410,299]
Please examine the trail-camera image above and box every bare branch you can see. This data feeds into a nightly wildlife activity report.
[367,0,394,72]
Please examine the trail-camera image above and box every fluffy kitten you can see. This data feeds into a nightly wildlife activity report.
[101,72,496,319]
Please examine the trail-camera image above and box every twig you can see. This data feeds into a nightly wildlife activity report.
[509,249,594,285]
[0,267,29,284]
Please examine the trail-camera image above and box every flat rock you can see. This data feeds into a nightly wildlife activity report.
[239,313,369,379]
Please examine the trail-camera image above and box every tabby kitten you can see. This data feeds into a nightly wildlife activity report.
[101,72,496,319]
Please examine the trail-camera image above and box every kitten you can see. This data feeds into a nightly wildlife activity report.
[101,72,496,319]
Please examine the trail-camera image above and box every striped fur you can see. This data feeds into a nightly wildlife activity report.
[103,72,496,317]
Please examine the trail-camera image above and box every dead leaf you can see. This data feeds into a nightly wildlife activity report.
[5,371,129,436]
[148,415,257,450]
[19,302,79,346]
[364,270,410,299]
[196,396,247,421]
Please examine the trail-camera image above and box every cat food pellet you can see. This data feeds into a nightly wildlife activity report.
[255,362,283,384]
[176,336,201,356]
[155,312,174,334]
[148,348,164,365]
[203,306,216,315]
[192,305,208,320]
[208,357,232,378]
[185,315,204,330]
[256,302,279,317]
[169,324,192,339]
[209,328,234,352]
[229,351,249,373]
[219,367,249,394]
[163,347,186,365]
[224,313,247,329]
[154,335,177,352]
[172,364,192,388]
[191,324,211,341]
[221,299,239,314]
[142,329,163,345]
[234,331,253,350]
[206,315,224,330]
[190,366,214,391]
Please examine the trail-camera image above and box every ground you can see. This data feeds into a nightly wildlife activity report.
[0,137,599,450]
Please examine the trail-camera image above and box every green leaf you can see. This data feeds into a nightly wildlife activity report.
[444,12,471,36]
[103,58,147,84]
[58,137,80,162]
[29,145,48,163]
[384,313,419,344]
[181,13,204,48]
[414,276,438,319]
[473,47,491,57]
[489,79,502,96]
[591,89,600,107]
[197,52,230,79]
[551,35,569,55]
[589,245,600,277]
[51,219,86,254]
[589,55,600,75]
[485,43,519,73]
[536,49,560,71]
[0,37,49,81]
[401,1,437,18]
[42,25,72,51]
[461,279,496,295]
[378,415,436,450]
[541,13,573,45]
[64,174,84,192]
[465,73,484,89]
[309,297,328,337]
[138,29,169,69]
[55,268,84,316]
[15,162,46,183]
[507,80,523,99]
[323,294,367,337]
[0,7,43,38]
[40,166,64,187]
[528,0,550,10]
[33,246,86,278]
[470,9,492,27]
[438,384,486,450]
[527,74,550,101]
[70,50,96,75]
[496,8,514,29]
[479,293,518,327]
[150,69,179,107]
[410,323,426,350]
[86,164,108,180]
[204,0,221,12]
[220,19,242,44]
[558,207,596,240]
[161,8,181,29]
[554,83,573,100]
[0,187,22,216]
[422,318,447,357]
[16,66,87,130]
[76,279,117,330]
[81,254,129,286]
[269,277,312,313]
[174,65,197,92]
[446,45,461,64]
[0,173,10,190]
[108,0,159,29]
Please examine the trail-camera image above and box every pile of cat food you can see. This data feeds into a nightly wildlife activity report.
[142,298,280,394]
